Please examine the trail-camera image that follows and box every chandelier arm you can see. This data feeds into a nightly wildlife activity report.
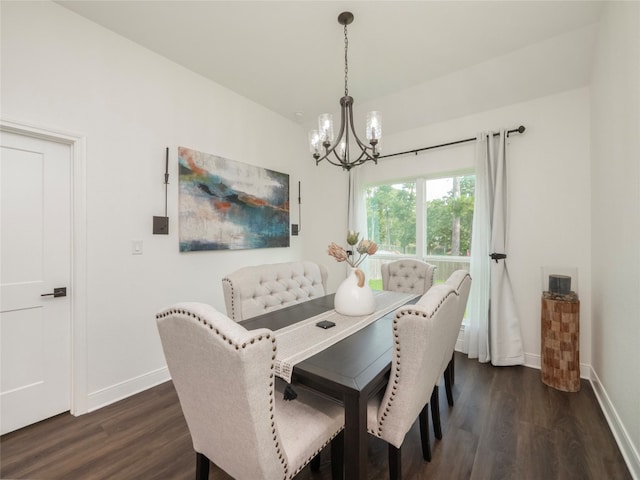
[315,99,349,166]
[318,96,379,169]
[353,151,373,164]
[324,156,348,168]
[342,107,351,164]
[346,102,379,163]
[350,147,378,166]
[332,149,346,166]
[346,102,374,153]
[354,143,378,161]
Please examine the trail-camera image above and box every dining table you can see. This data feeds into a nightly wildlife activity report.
[240,291,419,480]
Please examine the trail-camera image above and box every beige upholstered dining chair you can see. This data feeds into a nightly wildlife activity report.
[156,302,344,480]
[430,270,472,441]
[442,270,472,402]
[381,259,436,294]
[366,284,458,479]
[222,260,328,321]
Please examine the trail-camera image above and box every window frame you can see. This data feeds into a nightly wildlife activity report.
[363,169,474,285]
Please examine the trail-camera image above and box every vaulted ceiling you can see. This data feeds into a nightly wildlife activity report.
[56,1,604,135]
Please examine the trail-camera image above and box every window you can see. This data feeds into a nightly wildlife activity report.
[364,173,474,289]
[425,175,475,257]
[365,182,416,256]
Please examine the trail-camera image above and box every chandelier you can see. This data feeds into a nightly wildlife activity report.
[308,12,381,171]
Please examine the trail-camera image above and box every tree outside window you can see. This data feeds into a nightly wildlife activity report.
[366,182,416,255]
[425,175,474,257]
[364,174,474,288]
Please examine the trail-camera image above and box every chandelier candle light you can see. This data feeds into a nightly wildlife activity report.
[309,12,381,171]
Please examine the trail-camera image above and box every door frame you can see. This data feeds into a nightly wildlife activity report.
[1,118,88,416]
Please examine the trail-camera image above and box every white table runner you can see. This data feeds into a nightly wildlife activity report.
[274,290,418,383]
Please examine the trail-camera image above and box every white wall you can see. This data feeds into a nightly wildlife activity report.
[298,161,351,293]
[314,88,592,369]
[590,1,640,476]
[1,1,310,410]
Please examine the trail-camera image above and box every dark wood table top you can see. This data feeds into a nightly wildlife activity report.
[241,293,416,397]
[240,294,336,331]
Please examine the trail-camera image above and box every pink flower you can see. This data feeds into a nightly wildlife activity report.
[327,242,349,263]
[327,235,378,268]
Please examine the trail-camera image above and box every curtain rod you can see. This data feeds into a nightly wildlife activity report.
[378,125,526,160]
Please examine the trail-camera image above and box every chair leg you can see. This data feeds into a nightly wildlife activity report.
[330,430,344,480]
[419,403,431,462]
[195,452,210,480]
[450,354,455,385]
[388,444,401,480]
[445,357,454,407]
[310,452,321,471]
[430,386,442,440]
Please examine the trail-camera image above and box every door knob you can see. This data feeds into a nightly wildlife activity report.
[41,287,67,298]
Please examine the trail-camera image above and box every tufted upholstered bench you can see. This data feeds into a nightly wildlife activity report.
[222,261,328,321]
[381,259,436,295]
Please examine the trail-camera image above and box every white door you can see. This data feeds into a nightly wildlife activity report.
[0,131,71,435]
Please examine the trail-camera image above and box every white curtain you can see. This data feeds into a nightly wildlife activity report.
[463,131,524,365]
[348,169,368,234]
[464,133,492,362]
[348,170,357,232]
[348,169,374,275]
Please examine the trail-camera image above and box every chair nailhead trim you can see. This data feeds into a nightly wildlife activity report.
[158,301,281,467]
[157,307,273,348]
[287,428,344,479]
[160,305,348,479]
[376,286,459,435]
[222,278,238,320]
[395,289,457,320]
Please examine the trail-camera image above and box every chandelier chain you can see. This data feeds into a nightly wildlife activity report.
[344,24,349,96]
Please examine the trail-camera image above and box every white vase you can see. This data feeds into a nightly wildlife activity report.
[334,267,376,316]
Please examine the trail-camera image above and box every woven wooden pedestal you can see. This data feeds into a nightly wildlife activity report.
[541,297,580,392]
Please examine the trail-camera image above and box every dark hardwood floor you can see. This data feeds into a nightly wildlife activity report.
[1,353,631,480]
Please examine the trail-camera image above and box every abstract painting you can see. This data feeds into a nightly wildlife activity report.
[178,147,290,251]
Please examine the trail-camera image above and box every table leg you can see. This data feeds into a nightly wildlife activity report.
[344,392,367,480]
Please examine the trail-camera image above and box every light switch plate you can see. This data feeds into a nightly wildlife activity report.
[132,240,143,255]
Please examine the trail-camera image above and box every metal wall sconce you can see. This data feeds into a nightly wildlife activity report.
[291,181,301,236]
[153,147,170,235]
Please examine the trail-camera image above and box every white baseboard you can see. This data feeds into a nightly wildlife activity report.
[590,368,640,480]
[523,352,591,380]
[86,366,171,413]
